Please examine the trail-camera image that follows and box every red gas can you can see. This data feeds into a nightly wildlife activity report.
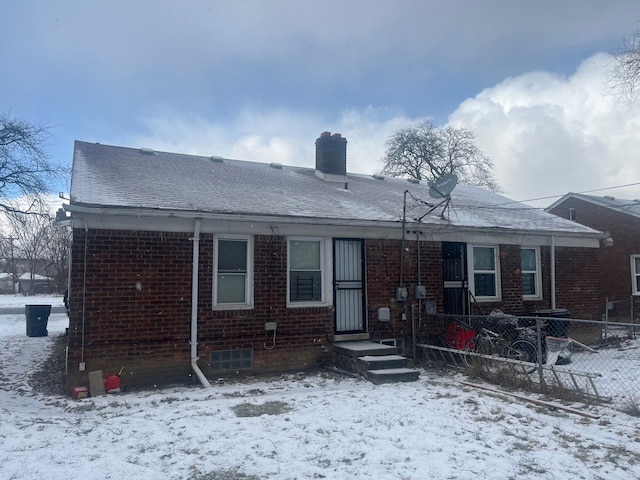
[103,373,121,393]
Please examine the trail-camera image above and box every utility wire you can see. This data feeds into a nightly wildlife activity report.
[494,181,640,208]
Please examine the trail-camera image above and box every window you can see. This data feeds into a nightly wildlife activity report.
[468,245,500,300]
[214,236,252,307]
[632,255,640,296]
[521,247,541,298]
[288,238,324,304]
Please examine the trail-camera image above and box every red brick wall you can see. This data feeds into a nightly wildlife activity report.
[66,229,195,390]
[554,246,602,320]
[498,244,523,311]
[467,244,601,320]
[549,198,640,303]
[66,229,602,390]
[66,231,333,390]
[364,239,443,344]
[197,235,333,375]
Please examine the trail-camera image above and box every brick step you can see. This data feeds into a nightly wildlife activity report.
[365,368,420,385]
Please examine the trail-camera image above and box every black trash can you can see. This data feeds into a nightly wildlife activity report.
[536,308,570,338]
[25,305,51,337]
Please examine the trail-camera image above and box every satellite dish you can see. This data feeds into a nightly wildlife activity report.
[428,173,458,198]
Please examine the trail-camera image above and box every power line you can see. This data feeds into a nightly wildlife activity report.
[497,181,640,207]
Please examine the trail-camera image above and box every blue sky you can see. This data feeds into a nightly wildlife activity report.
[3,1,640,206]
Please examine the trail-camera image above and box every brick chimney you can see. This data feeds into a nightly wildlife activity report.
[315,131,347,180]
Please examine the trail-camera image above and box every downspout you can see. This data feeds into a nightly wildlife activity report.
[550,235,556,309]
[399,190,408,286]
[78,218,88,370]
[191,219,211,387]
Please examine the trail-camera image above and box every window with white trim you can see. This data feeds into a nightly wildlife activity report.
[521,247,541,298]
[288,238,324,304]
[632,255,640,296]
[468,245,500,301]
[214,236,252,307]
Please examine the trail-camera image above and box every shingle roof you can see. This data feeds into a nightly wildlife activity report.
[70,141,599,235]
[547,193,640,220]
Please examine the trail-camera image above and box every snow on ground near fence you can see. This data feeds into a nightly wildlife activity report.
[1,295,640,479]
[548,336,640,405]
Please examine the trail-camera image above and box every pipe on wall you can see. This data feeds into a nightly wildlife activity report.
[78,218,89,369]
[190,219,211,387]
[551,235,556,309]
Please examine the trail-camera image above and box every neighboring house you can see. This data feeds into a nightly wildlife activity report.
[547,193,640,321]
[63,135,604,391]
[17,273,54,295]
[0,272,14,294]
[0,258,66,294]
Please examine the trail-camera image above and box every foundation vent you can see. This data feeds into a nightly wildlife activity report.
[210,348,253,372]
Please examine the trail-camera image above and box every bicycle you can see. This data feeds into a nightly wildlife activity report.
[462,325,542,375]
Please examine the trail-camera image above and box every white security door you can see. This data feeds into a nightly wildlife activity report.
[334,239,365,333]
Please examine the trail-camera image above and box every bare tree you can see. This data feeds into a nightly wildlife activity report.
[0,112,63,215]
[381,121,500,192]
[5,208,69,294]
[612,26,640,100]
[41,220,71,293]
[0,236,18,284]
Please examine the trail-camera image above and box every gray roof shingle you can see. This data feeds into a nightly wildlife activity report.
[70,140,599,235]
[548,193,640,220]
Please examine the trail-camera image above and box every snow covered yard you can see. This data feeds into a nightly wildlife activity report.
[1,295,640,479]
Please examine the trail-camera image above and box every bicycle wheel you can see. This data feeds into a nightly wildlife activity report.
[462,336,478,369]
[507,339,539,374]
[463,336,498,373]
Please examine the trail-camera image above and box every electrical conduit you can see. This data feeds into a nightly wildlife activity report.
[191,219,211,387]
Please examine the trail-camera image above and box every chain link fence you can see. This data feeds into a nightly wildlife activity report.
[604,296,640,339]
[415,309,639,411]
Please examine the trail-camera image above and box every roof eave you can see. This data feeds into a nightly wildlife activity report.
[64,202,604,242]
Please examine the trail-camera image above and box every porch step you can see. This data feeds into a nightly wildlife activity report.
[358,354,408,371]
[332,341,419,384]
[365,368,421,385]
[333,341,397,357]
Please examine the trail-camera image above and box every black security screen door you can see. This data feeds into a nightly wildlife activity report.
[442,242,467,315]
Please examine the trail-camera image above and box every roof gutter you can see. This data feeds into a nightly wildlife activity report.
[190,219,210,388]
[64,203,605,243]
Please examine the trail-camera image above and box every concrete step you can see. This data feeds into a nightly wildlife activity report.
[333,341,397,357]
[365,368,420,385]
[357,354,408,371]
[332,341,420,384]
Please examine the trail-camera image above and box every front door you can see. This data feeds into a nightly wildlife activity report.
[442,242,468,314]
[334,239,366,334]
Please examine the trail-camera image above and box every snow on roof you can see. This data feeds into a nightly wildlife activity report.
[17,273,50,281]
[548,193,640,220]
[70,141,599,236]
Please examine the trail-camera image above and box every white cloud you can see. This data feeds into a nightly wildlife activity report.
[449,53,640,205]
[130,106,426,175]
[130,52,640,209]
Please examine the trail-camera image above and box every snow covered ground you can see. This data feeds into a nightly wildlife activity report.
[1,294,640,479]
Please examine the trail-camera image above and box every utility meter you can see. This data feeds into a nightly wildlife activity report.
[395,287,408,302]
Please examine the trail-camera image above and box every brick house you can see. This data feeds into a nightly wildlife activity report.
[547,193,640,321]
[63,134,604,390]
